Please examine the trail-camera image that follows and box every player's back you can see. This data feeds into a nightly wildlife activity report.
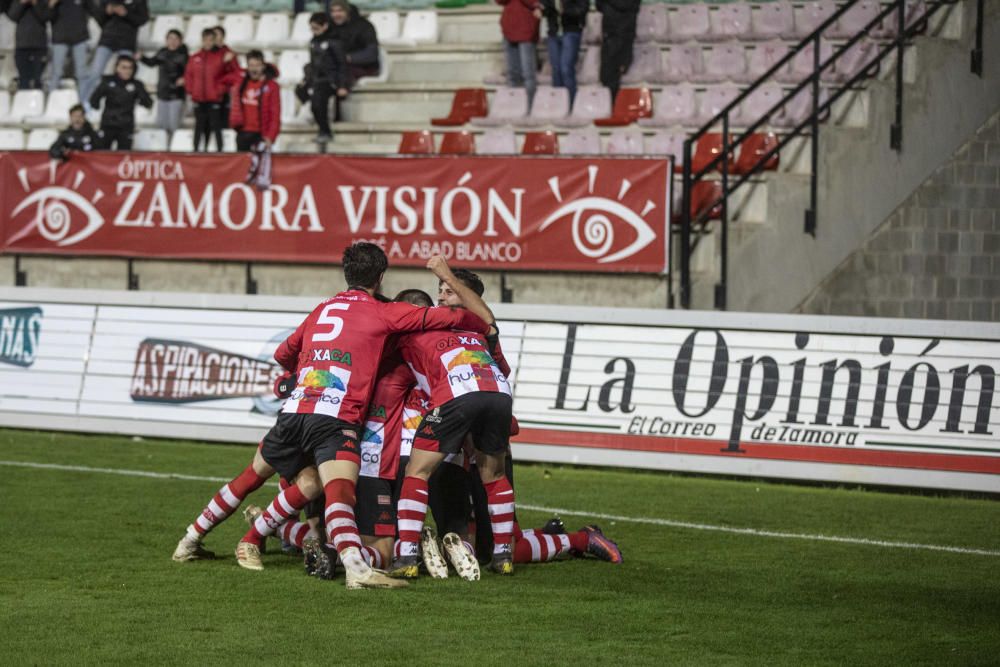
[278,290,401,423]
[400,328,512,409]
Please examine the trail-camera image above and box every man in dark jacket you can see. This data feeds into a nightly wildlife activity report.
[497,0,541,105]
[7,0,50,90]
[184,27,236,152]
[49,103,100,159]
[307,11,346,143]
[596,0,639,102]
[47,0,91,95]
[327,1,379,84]
[541,0,586,104]
[89,54,153,150]
[140,29,187,142]
[81,0,149,107]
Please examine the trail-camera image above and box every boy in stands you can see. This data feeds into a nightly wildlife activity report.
[389,255,518,577]
[184,28,234,152]
[228,50,281,152]
[231,243,491,589]
[88,55,153,150]
[49,104,100,160]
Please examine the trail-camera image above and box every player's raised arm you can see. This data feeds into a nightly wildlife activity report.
[380,301,490,335]
[426,255,497,335]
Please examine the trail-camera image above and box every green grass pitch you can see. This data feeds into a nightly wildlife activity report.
[0,428,998,665]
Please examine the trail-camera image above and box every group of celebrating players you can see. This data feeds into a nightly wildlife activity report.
[171,242,622,589]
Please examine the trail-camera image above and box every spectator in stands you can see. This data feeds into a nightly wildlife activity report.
[596,0,639,102]
[47,0,91,96]
[307,11,346,143]
[327,1,380,85]
[140,29,188,143]
[82,0,150,108]
[185,27,236,152]
[497,0,542,106]
[49,103,99,159]
[541,0,587,104]
[89,54,152,149]
[228,50,281,152]
[7,0,50,90]
[213,25,234,129]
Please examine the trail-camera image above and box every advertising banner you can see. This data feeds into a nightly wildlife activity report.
[0,290,996,492]
[0,151,671,273]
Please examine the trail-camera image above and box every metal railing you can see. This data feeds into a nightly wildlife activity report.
[677,0,974,310]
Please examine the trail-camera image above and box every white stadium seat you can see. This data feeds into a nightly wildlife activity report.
[223,13,256,49]
[27,89,79,127]
[134,128,168,151]
[369,11,401,42]
[281,12,313,50]
[0,15,15,53]
[0,128,25,150]
[9,90,45,123]
[169,129,195,152]
[27,128,59,150]
[400,10,439,45]
[255,13,291,48]
[0,91,9,119]
[277,50,311,86]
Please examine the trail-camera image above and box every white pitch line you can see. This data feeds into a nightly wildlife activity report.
[4,459,998,558]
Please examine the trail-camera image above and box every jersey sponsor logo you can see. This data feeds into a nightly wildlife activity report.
[302,369,346,391]
[446,350,494,370]
[130,338,283,403]
[0,307,42,368]
[362,427,382,445]
[310,347,352,365]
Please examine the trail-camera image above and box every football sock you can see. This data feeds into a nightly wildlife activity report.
[513,528,582,563]
[396,476,429,558]
[323,479,363,555]
[278,520,317,548]
[241,485,311,546]
[186,462,267,539]
[360,545,383,568]
[484,477,516,556]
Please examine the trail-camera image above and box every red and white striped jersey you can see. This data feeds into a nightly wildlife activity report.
[274,290,489,423]
[360,357,414,480]
[398,327,512,409]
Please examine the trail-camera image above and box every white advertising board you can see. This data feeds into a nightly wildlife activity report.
[0,288,997,493]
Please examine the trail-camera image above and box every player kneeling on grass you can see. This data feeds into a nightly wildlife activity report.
[229,243,490,589]
[389,256,519,577]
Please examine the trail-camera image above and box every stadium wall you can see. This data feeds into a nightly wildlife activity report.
[797,110,1000,321]
[1,287,997,493]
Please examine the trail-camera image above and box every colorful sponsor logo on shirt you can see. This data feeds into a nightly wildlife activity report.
[0,307,42,368]
[446,349,494,370]
[303,369,347,391]
[403,414,423,430]
[362,427,383,445]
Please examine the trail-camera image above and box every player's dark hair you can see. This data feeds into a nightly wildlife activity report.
[69,104,85,116]
[342,242,388,289]
[309,11,329,26]
[202,27,216,38]
[394,289,433,308]
[166,29,182,40]
[447,268,485,297]
[246,49,265,63]
[213,26,226,37]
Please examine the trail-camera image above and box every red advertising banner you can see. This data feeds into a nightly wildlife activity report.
[0,151,671,273]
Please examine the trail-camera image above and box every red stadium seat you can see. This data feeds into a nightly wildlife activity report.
[593,87,653,127]
[438,130,476,155]
[692,133,735,174]
[431,88,488,126]
[691,181,724,222]
[733,132,780,175]
[522,131,559,155]
[398,130,434,154]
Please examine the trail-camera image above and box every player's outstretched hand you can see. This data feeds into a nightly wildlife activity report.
[426,255,453,281]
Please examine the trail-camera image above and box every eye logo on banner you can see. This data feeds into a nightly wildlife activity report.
[0,307,43,368]
[9,164,106,247]
[541,165,658,264]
